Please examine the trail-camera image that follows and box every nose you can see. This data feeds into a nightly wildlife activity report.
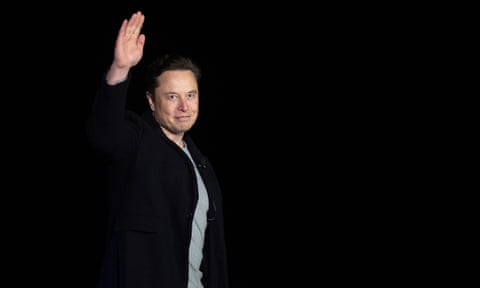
[178,96,189,111]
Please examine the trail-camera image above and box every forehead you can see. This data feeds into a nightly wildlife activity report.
[157,70,198,90]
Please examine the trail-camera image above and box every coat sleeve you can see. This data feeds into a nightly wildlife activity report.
[86,78,142,161]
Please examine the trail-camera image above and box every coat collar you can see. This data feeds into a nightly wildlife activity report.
[141,110,205,164]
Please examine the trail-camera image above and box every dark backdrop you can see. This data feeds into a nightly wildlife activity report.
[4,1,404,287]
[24,4,315,287]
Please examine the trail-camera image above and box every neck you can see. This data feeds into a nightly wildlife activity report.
[159,126,185,148]
[177,140,186,148]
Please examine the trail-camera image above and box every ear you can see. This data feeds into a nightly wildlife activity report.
[146,92,155,111]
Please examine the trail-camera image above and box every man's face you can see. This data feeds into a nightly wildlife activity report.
[148,70,199,136]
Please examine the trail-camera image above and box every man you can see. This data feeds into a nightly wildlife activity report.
[87,11,229,288]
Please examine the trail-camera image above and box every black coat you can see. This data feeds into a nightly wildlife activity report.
[87,78,229,288]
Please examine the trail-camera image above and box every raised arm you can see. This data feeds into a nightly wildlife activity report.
[106,11,146,85]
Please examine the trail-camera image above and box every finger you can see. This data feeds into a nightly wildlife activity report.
[125,11,144,36]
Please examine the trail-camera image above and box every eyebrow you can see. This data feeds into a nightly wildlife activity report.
[164,90,198,95]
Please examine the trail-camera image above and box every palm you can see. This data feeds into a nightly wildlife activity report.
[114,12,145,68]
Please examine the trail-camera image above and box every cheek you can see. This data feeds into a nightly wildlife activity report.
[192,100,200,109]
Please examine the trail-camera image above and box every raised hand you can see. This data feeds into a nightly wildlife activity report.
[106,11,146,85]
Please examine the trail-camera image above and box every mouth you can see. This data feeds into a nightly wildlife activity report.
[176,116,190,121]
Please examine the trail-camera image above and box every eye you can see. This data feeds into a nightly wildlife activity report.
[187,92,196,99]
[168,94,177,100]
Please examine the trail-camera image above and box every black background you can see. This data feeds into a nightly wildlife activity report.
[3,1,409,287]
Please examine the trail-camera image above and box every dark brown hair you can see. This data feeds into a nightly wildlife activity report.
[145,53,201,94]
